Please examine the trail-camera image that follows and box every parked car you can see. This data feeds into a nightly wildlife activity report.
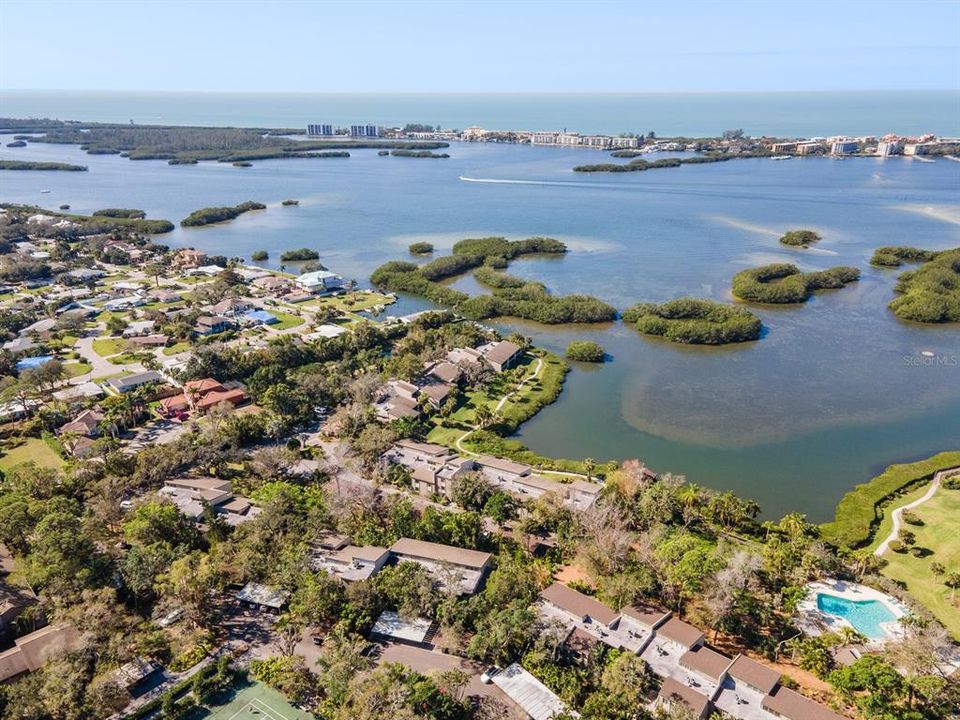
[480,666,501,684]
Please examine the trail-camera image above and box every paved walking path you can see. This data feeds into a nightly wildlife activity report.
[874,469,957,556]
[455,357,543,456]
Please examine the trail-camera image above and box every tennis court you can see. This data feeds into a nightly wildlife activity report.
[205,680,313,720]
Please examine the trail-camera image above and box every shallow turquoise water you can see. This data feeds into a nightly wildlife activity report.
[816,593,897,639]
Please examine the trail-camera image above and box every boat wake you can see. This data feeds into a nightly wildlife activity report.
[459,176,598,189]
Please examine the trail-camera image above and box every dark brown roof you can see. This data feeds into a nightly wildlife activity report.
[657,677,711,717]
[540,582,619,626]
[656,617,705,648]
[762,686,848,720]
[483,340,521,366]
[619,602,671,629]
[728,654,781,694]
[390,538,491,569]
[679,645,732,682]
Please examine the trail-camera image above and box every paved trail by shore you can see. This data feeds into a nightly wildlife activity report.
[874,469,957,556]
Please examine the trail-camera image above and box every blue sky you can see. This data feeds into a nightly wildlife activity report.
[1,0,958,92]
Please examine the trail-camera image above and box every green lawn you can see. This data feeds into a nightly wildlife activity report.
[108,352,148,365]
[880,484,960,639]
[163,341,192,356]
[63,361,92,378]
[201,680,312,720]
[92,337,126,356]
[0,437,64,472]
[270,311,305,331]
[301,290,396,313]
[92,369,132,383]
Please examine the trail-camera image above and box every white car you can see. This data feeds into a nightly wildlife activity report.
[480,666,501,684]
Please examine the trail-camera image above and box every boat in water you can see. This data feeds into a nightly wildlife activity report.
[40,189,51,193]
[770,155,792,161]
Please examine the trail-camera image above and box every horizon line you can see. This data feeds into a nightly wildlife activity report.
[2,88,959,96]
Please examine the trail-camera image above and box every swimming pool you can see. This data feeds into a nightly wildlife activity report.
[816,593,897,639]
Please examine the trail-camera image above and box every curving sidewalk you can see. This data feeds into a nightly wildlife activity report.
[454,357,543,456]
[874,469,956,556]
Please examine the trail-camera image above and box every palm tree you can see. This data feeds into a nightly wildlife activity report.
[474,404,493,429]
[583,457,596,482]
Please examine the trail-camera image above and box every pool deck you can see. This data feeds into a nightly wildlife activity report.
[796,580,909,646]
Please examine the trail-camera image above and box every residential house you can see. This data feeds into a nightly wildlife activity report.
[173,249,207,269]
[251,275,294,295]
[382,440,476,497]
[656,677,712,720]
[52,381,104,405]
[193,315,233,336]
[655,617,706,653]
[315,545,390,582]
[424,360,462,385]
[58,408,104,438]
[159,477,260,526]
[539,582,619,629]
[151,289,182,304]
[159,378,249,416]
[121,320,155,337]
[295,270,345,294]
[102,295,146,312]
[679,644,733,687]
[491,663,575,720]
[235,583,289,613]
[206,297,253,316]
[389,538,492,595]
[479,340,522,371]
[105,371,164,394]
[0,625,78,682]
[761,685,847,720]
[127,334,169,348]
[726,654,781,696]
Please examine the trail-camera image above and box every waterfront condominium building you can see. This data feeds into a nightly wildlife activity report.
[876,141,902,156]
[307,123,334,136]
[531,131,560,145]
[350,124,383,137]
[830,139,859,155]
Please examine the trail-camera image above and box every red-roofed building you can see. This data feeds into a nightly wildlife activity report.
[160,378,249,417]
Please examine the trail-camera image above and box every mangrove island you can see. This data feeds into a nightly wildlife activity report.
[623,298,763,345]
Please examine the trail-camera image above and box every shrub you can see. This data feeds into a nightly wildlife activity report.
[888,540,904,553]
[279,247,320,261]
[732,263,860,304]
[251,250,268,261]
[408,242,434,255]
[779,229,821,247]
[623,298,761,345]
[566,340,605,362]
[900,510,923,526]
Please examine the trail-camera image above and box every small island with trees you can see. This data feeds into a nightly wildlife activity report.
[92,208,146,219]
[623,298,762,345]
[870,246,941,267]
[408,242,434,255]
[885,247,960,323]
[251,250,269,261]
[371,236,618,324]
[732,263,860,304]
[180,201,266,227]
[779,229,822,247]
[0,160,88,171]
[279,248,320,262]
[565,340,606,362]
[391,149,450,158]
[281,199,299,206]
